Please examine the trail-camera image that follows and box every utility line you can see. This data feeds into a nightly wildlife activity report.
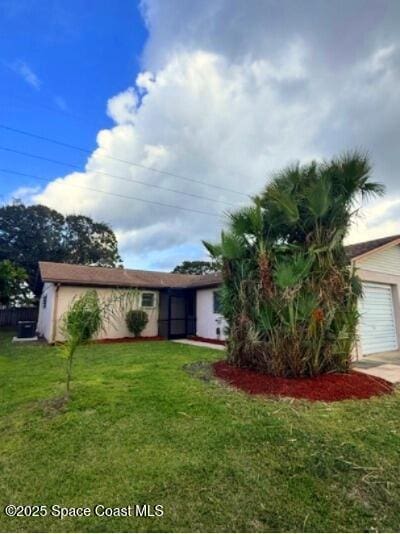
[0,145,237,207]
[0,123,249,198]
[0,104,254,184]
[0,168,223,218]
[0,92,99,124]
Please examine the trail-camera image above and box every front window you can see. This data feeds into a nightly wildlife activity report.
[141,292,155,308]
[213,291,221,314]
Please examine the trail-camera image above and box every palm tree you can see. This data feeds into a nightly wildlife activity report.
[204,152,384,377]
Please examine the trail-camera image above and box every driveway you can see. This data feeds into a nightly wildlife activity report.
[354,351,400,384]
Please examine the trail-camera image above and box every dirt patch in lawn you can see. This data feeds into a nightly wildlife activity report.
[213,361,394,402]
[96,336,165,344]
[41,395,69,417]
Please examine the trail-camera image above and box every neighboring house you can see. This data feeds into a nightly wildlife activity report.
[36,234,400,359]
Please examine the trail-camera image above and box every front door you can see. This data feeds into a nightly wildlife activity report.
[169,295,187,339]
[158,289,196,339]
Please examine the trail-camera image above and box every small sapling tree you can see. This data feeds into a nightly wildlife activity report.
[59,289,138,394]
[60,290,102,394]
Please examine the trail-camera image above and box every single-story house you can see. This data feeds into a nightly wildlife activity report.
[36,261,225,344]
[36,234,400,359]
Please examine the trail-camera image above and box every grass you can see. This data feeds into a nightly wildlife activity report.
[0,329,399,532]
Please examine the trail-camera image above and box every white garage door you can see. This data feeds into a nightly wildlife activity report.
[359,283,398,355]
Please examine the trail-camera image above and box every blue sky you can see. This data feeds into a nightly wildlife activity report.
[0,0,147,202]
[1,0,400,270]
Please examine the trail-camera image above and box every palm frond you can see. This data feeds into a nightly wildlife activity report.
[220,231,247,260]
[306,176,331,219]
[265,183,299,224]
[229,204,263,237]
[202,240,222,259]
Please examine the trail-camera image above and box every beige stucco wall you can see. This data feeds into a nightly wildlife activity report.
[50,285,159,342]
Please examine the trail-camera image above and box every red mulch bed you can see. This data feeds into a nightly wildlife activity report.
[213,361,393,402]
[188,336,226,346]
[96,336,165,344]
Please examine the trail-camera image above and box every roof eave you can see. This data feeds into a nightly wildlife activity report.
[189,282,222,289]
[41,279,164,290]
[350,236,400,264]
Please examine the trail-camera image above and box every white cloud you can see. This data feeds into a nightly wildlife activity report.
[107,88,138,124]
[366,44,396,74]
[7,185,41,204]
[346,196,400,245]
[34,47,328,267]
[27,0,400,269]
[54,95,68,111]
[11,60,41,90]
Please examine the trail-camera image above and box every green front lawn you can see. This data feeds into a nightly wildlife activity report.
[0,329,399,533]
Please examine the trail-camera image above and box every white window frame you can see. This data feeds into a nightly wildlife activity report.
[141,291,156,309]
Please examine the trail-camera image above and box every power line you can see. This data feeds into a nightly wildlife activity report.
[0,104,254,184]
[0,168,224,218]
[0,123,249,198]
[0,145,238,207]
[0,92,100,125]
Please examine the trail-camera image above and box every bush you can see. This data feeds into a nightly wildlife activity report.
[126,309,149,337]
[204,152,384,377]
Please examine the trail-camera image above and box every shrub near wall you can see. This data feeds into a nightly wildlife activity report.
[126,309,149,337]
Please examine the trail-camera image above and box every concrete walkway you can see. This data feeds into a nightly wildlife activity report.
[171,339,225,351]
[354,350,400,384]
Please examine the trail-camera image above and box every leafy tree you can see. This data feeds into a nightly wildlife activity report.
[63,214,121,267]
[0,260,31,306]
[204,152,384,377]
[172,260,219,275]
[126,309,149,337]
[0,203,122,295]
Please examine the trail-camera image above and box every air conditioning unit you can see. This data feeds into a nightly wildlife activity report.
[17,321,37,339]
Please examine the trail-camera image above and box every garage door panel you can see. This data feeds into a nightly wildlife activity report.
[362,318,396,324]
[361,311,396,318]
[360,283,398,355]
